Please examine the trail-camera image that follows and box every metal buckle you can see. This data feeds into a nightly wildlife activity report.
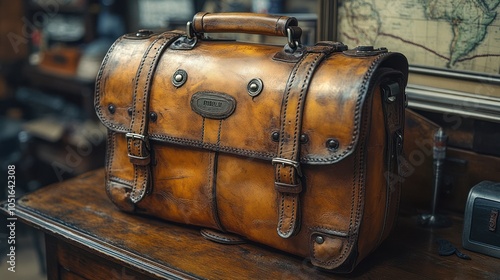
[126,133,150,160]
[272,158,302,177]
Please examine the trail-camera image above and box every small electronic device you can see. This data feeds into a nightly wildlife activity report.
[462,181,500,258]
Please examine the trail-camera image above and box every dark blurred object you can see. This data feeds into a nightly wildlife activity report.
[400,109,440,214]
[463,181,500,258]
[39,47,81,76]
[15,86,83,120]
[21,65,95,119]
[473,120,500,157]
[252,0,283,13]
[75,0,126,81]
[0,1,28,62]
[0,118,23,169]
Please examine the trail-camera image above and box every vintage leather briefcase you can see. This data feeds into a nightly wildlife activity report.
[95,12,408,272]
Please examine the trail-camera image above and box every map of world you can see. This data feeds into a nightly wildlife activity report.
[337,0,500,76]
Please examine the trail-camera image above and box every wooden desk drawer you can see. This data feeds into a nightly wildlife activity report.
[47,235,152,280]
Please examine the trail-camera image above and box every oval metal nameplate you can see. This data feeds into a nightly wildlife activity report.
[190,91,236,119]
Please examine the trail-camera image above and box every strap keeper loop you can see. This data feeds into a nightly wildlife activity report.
[275,181,302,194]
[126,132,151,165]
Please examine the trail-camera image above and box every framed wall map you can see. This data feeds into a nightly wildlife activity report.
[319,0,500,122]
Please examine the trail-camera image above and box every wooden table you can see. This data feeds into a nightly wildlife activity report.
[2,169,499,279]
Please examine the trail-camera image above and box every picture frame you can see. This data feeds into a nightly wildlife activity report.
[317,0,500,122]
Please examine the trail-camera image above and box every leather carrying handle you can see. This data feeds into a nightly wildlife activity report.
[190,12,302,45]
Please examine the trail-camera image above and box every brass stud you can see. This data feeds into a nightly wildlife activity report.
[127,107,133,116]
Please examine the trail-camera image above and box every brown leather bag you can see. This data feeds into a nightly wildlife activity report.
[95,12,408,272]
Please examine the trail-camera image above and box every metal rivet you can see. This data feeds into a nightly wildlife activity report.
[149,112,157,122]
[326,138,339,151]
[247,78,263,97]
[271,131,280,142]
[108,104,115,114]
[127,107,133,116]
[315,235,324,244]
[300,134,308,144]
[356,45,374,52]
[136,29,153,37]
[172,69,187,87]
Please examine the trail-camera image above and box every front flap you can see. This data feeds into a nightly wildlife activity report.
[95,33,408,164]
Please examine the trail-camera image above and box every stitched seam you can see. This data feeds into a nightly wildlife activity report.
[312,101,371,266]
[105,131,116,180]
[278,53,322,236]
[129,37,160,134]
[95,36,124,127]
[109,176,133,187]
[105,131,117,199]
[302,53,391,163]
[290,55,319,236]
[149,133,276,159]
[129,38,159,201]
[278,54,303,157]
[136,37,170,201]
[277,55,303,234]
[216,120,222,150]
[292,53,319,160]
[201,117,205,141]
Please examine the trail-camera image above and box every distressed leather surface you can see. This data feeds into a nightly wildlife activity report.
[95,14,408,272]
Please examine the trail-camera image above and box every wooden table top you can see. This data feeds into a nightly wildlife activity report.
[2,169,499,279]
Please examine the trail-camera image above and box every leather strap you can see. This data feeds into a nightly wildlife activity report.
[380,69,405,242]
[273,48,330,238]
[127,32,180,203]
